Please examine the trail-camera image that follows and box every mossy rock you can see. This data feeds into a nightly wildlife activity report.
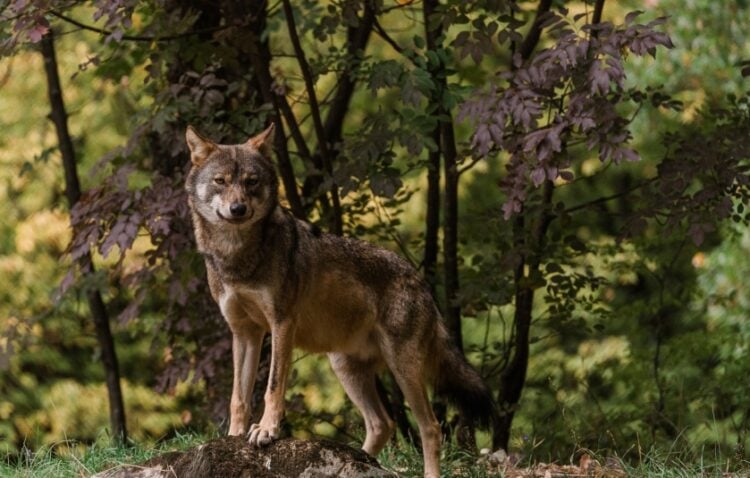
[94,436,398,477]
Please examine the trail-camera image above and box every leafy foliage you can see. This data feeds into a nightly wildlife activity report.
[1,0,750,464]
[460,10,674,218]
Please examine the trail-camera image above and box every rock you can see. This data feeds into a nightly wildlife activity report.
[93,436,398,478]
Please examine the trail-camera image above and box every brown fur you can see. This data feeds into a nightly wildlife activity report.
[185,125,497,478]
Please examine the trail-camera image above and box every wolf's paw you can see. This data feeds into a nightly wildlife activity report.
[247,422,280,447]
[228,423,248,437]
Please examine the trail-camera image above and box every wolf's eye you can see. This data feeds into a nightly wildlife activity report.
[214,177,226,185]
[244,177,259,187]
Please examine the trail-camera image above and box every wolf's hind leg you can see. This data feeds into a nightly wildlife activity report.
[382,347,441,478]
[328,353,394,456]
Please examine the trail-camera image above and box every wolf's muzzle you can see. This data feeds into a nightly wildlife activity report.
[230,203,248,217]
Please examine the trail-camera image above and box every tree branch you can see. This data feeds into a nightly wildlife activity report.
[49,9,240,43]
[518,0,553,61]
[592,0,606,27]
[373,18,419,67]
[281,0,342,234]
[564,178,654,214]
[245,2,305,220]
[322,1,375,145]
[301,1,375,216]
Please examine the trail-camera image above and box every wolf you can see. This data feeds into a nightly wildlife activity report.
[185,124,498,478]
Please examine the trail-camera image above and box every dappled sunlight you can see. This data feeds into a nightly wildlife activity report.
[1,2,750,476]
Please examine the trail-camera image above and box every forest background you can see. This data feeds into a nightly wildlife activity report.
[1,0,750,472]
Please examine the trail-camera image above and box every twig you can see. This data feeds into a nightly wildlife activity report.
[564,178,655,214]
[372,19,419,67]
[49,9,240,43]
[458,156,483,175]
[372,196,418,267]
[381,0,417,14]
[0,58,12,89]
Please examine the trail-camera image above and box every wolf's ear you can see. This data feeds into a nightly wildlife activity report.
[185,126,216,166]
[244,124,275,158]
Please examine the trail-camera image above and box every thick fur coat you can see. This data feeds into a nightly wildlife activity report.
[185,125,497,478]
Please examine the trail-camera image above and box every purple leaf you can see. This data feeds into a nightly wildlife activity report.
[531,167,546,186]
[621,148,640,162]
[27,23,48,43]
[624,10,644,25]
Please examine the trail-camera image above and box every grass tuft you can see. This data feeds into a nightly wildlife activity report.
[0,431,212,478]
[2,431,748,477]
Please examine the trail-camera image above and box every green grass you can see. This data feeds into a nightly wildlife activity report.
[0,432,210,478]
[2,432,748,477]
[379,441,495,478]
[0,434,491,477]
[620,447,750,477]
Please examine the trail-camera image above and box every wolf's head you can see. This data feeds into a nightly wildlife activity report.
[185,125,278,228]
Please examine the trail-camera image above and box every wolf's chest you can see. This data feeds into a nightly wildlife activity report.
[218,283,274,332]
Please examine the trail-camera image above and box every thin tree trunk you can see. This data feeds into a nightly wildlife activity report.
[441,122,462,351]
[302,2,376,220]
[249,29,325,215]
[322,2,375,145]
[41,31,128,444]
[518,0,553,60]
[246,0,305,220]
[423,132,441,292]
[423,0,477,448]
[592,0,606,27]
[494,0,570,450]
[422,0,462,350]
[422,0,441,295]
[497,0,609,450]
[497,181,554,449]
[281,0,343,234]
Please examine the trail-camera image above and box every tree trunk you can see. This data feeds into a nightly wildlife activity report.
[495,0,607,450]
[281,0,343,234]
[441,122,462,351]
[302,1,376,227]
[422,134,441,293]
[41,31,128,444]
[421,1,442,296]
[245,0,306,220]
[497,180,554,450]
[493,0,564,450]
[422,0,462,350]
[423,0,477,449]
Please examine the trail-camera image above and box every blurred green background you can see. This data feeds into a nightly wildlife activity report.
[1,0,749,468]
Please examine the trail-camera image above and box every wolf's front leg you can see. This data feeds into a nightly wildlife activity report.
[228,329,264,436]
[248,323,294,447]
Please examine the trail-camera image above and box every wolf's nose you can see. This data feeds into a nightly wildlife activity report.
[229,203,247,217]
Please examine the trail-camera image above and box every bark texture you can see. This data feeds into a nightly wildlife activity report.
[41,31,128,444]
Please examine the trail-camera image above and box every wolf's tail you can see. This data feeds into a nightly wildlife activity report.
[432,324,500,432]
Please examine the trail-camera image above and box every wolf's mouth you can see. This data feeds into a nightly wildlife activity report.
[217,210,253,225]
